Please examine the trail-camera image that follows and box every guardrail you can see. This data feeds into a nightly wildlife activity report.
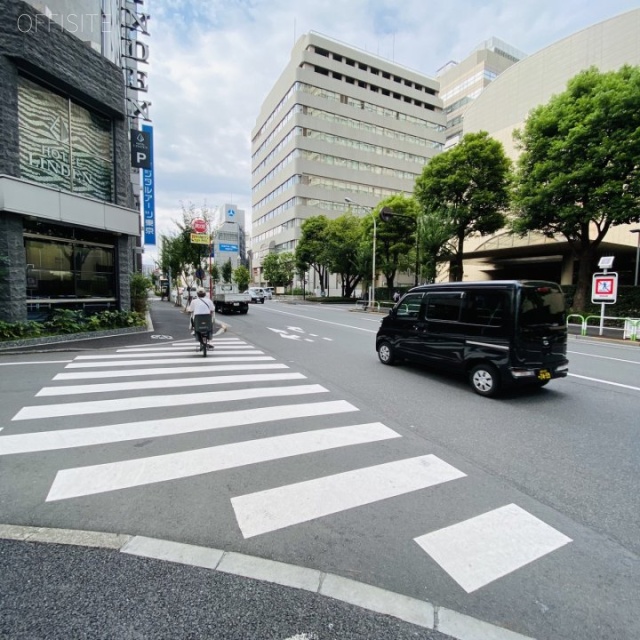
[567,314,640,340]
[354,300,381,312]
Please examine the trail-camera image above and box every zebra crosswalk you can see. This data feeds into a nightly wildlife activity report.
[1,336,572,593]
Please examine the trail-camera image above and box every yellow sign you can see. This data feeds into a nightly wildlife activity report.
[190,233,210,245]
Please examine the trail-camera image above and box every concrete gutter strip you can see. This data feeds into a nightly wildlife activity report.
[0,524,534,640]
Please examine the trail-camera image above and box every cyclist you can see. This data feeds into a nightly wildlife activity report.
[187,287,214,348]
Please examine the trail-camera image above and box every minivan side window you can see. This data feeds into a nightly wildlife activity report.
[460,291,506,327]
[425,293,462,321]
[395,293,423,318]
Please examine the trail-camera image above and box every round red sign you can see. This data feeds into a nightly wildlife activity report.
[192,218,207,234]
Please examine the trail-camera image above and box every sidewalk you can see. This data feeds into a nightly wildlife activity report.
[1,525,487,640]
[0,301,531,640]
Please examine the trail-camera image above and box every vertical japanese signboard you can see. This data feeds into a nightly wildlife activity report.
[142,124,155,245]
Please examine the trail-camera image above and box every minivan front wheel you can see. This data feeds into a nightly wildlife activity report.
[469,363,500,397]
[377,341,396,365]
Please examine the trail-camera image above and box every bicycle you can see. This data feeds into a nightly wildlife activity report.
[193,315,213,357]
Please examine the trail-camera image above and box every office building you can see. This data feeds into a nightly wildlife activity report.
[437,37,525,150]
[211,204,247,271]
[250,32,446,288]
[461,8,640,284]
[0,0,147,323]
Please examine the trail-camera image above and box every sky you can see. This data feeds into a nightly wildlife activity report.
[142,0,640,264]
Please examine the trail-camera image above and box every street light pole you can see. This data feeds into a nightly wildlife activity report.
[346,198,376,310]
[632,229,640,286]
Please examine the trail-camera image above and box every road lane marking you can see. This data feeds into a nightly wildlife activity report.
[54,363,288,380]
[65,356,276,368]
[45,423,399,501]
[0,400,358,455]
[569,373,640,392]
[0,360,73,366]
[232,455,466,538]
[568,350,640,365]
[258,307,379,332]
[37,372,306,396]
[13,384,329,420]
[414,504,572,593]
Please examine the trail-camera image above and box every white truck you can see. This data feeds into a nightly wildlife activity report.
[212,283,251,314]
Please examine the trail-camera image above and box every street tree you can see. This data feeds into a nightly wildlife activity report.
[419,210,456,283]
[262,252,296,289]
[209,262,220,284]
[221,259,233,284]
[324,213,364,298]
[279,252,297,289]
[157,203,213,302]
[368,195,418,292]
[415,131,511,281]
[295,216,331,294]
[233,265,250,291]
[512,65,640,311]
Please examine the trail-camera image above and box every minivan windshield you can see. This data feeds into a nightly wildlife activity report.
[519,285,566,327]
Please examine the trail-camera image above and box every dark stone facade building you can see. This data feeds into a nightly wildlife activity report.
[0,0,139,323]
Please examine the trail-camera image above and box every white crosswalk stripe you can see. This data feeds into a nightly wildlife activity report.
[73,350,265,359]
[414,504,572,593]
[46,423,400,501]
[65,356,276,368]
[1,335,571,593]
[53,363,289,380]
[0,400,359,455]
[37,372,306,396]
[232,454,466,538]
[13,384,330,420]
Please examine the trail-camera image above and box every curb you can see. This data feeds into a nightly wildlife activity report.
[0,325,150,352]
[0,524,532,640]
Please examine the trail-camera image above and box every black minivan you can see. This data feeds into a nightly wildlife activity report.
[376,280,569,397]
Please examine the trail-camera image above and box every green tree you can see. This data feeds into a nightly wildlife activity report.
[512,65,640,311]
[295,216,330,293]
[130,272,152,313]
[221,259,233,284]
[415,131,511,281]
[233,264,250,291]
[209,262,220,284]
[278,252,296,289]
[324,213,365,297]
[157,202,213,302]
[418,210,455,283]
[262,252,296,289]
[370,195,419,292]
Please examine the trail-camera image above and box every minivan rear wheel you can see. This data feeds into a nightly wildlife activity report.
[469,363,500,397]
[377,341,396,365]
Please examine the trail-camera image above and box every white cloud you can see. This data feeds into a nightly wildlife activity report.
[142,0,640,263]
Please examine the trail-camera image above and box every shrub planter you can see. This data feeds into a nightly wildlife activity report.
[0,325,149,351]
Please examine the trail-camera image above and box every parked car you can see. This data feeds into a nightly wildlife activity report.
[244,287,266,304]
[376,280,569,397]
[263,287,274,299]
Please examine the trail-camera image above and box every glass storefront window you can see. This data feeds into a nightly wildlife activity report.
[25,238,115,300]
[18,76,114,202]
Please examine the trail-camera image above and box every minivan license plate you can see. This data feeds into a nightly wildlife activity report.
[538,369,551,380]
[233,302,239,306]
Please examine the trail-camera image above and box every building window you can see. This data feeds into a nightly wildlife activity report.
[17,76,115,202]
[25,238,115,300]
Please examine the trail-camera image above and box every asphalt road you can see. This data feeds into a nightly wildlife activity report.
[1,297,638,640]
